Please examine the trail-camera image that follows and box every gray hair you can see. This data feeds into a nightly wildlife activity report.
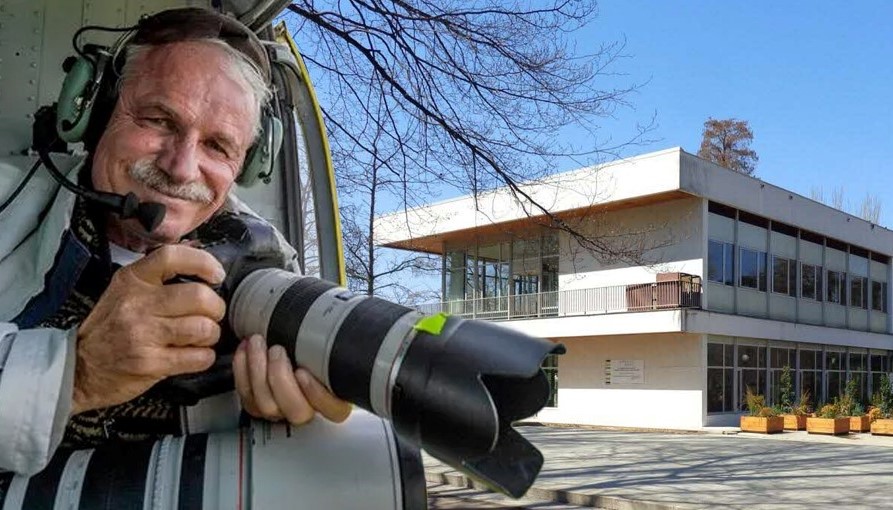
[119,39,272,138]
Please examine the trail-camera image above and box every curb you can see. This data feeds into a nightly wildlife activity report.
[424,470,693,510]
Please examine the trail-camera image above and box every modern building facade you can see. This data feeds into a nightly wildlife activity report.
[374,148,893,429]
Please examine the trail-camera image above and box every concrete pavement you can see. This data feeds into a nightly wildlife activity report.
[424,425,893,509]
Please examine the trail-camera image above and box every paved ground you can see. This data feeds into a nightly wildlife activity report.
[428,483,594,509]
[425,425,893,509]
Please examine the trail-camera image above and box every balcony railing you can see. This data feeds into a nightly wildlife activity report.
[415,279,702,321]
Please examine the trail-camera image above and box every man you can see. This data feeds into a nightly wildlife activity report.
[0,7,349,476]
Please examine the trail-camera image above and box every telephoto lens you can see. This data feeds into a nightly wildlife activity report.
[230,268,565,498]
[162,211,564,499]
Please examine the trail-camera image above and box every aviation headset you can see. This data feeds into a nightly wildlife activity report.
[54,7,283,187]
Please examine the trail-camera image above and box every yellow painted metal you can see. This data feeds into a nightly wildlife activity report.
[274,21,346,286]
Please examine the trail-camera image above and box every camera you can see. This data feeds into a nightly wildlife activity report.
[166,211,565,498]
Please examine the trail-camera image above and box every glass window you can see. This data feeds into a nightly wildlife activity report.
[707,343,734,413]
[827,270,847,304]
[800,349,816,370]
[872,281,887,312]
[850,276,868,309]
[826,350,846,403]
[444,250,467,300]
[772,256,796,296]
[770,347,795,369]
[740,248,767,291]
[738,344,765,368]
[849,352,866,371]
[708,241,735,285]
[542,354,559,407]
[801,264,823,301]
[708,241,723,283]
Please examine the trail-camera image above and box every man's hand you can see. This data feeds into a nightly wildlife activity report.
[72,245,226,415]
[234,334,351,425]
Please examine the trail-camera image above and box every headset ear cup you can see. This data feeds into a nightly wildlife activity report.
[237,113,283,187]
[56,56,96,143]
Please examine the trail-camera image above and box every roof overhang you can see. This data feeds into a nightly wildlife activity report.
[383,190,693,254]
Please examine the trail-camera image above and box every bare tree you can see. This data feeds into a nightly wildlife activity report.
[831,186,846,211]
[697,118,759,176]
[860,193,882,224]
[809,185,883,225]
[284,0,654,268]
[336,76,440,302]
[809,186,824,203]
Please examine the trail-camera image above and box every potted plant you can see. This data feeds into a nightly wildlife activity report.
[807,400,850,435]
[870,374,893,436]
[840,378,870,432]
[740,388,784,434]
[778,366,810,430]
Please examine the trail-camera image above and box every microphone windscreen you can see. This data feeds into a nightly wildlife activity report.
[137,201,166,233]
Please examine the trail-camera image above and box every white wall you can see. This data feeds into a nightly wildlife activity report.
[533,333,704,430]
[557,197,703,291]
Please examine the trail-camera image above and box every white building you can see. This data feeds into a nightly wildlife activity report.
[374,148,893,429]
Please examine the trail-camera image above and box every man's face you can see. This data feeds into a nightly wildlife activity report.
[92,41,257,248]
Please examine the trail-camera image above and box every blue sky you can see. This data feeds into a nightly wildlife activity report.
[567,1,893,224]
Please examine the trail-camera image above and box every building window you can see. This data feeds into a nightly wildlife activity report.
[826,350,846,403]
[872,281,888,312]
[737,344,767,410]
[707,343,734,413]
[871,354,890,399]
[849,276,868,309]
[772,256,797,297]
[801,264,824,301]
[740,248,767,291]
[542,354,559,407]
[708,240,735,286]
[849,352,868,406]
[769,347,796,406]
[826,270,847,305]
[799,349,823,406]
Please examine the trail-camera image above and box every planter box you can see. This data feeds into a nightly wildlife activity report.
[849,415,871,433]
[806,417,850,435]
[782,414,807,430]
[740,416,784,434]
[871,419,893,436]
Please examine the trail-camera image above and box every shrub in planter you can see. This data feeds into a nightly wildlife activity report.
[740,389,784,434]
[807,401,850,435]
[871,374,893,436]
[778,366,810,430]
[840,378,870,432]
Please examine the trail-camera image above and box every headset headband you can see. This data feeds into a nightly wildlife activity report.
[128,8,271,85]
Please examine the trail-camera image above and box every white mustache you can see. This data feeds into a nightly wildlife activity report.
[128,159,215,204]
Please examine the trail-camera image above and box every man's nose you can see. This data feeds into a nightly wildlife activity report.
[157,133,201,184]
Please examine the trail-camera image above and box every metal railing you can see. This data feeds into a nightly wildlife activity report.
[415,279,702,321]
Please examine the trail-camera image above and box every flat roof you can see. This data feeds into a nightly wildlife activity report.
[374,147,893,255]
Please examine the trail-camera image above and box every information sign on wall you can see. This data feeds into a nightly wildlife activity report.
[604,359,644,385]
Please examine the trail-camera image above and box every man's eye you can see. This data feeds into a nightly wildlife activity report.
[206,140,230,158]
[144,117,172,129]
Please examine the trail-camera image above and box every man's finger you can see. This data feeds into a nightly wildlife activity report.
[268,346,314,425]
[234,340,262,417]
[159,346,216,376]
[295,368,352,423]
[160,316,221,347]
[156,283,226,322]
[247,335,280,418]
[127,244,226,286]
